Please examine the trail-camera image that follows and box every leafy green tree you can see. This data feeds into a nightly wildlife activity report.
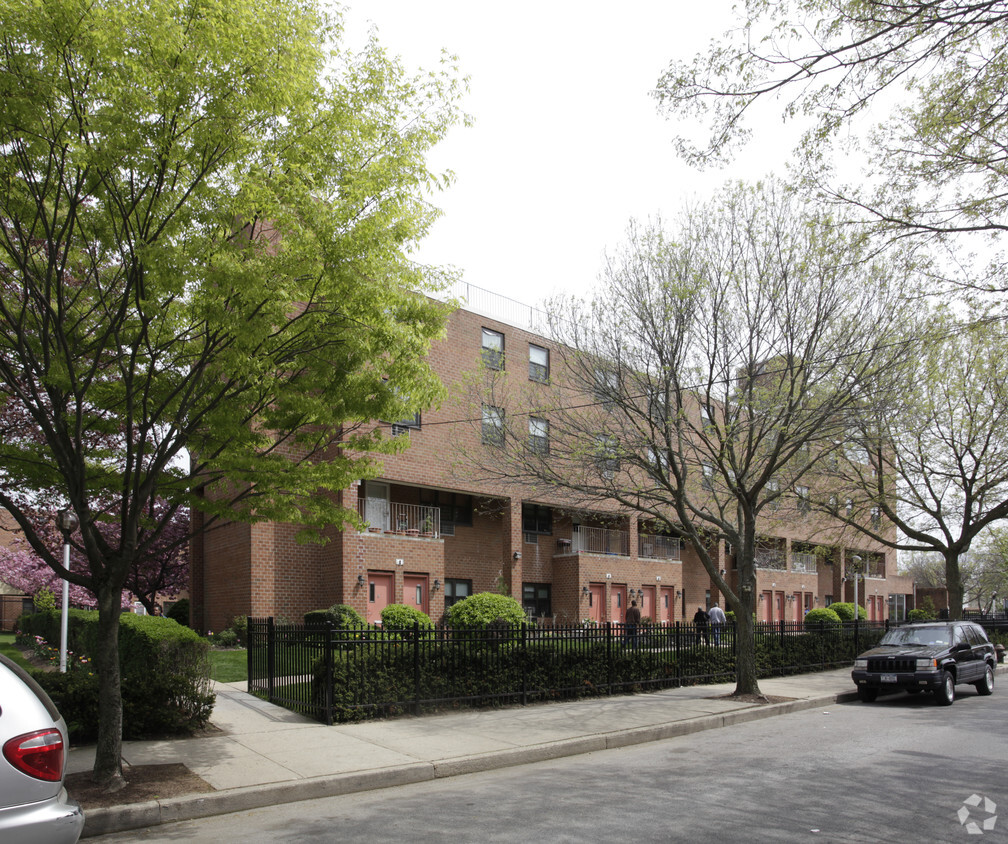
[446,593,526,628]
[655,0,1008,283]
[836,311,1008,618]
[0,0,463,789]
[467,180,915,696]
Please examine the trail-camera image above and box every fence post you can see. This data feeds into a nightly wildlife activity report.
[324,622,334,726]
[674,621,681,684]
[521,623,528,707]
[779,619,786,676]
[413,620,421,717]
[267,617,275,703]
[246,617,252,689]
[606,621,613,694]
[854,616,860,658]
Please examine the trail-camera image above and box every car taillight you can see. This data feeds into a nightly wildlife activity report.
[3,729,65,782]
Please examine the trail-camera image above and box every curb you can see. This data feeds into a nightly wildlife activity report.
[82,690,857,838]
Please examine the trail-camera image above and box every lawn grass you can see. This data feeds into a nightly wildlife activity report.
[209,647,247,683]
[0,631,35,671]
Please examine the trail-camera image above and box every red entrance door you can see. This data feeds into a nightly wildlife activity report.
[793,592,802,622]
[588,584,604,623]
[404,574,428,616]
[761,591,772,622]
[660,587,674,624]
[641,586,656,623]
[367,571,394,624]
[610,584,627,623]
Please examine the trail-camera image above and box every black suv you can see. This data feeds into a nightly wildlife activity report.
[851,621,996,705]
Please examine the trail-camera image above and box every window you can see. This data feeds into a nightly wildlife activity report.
[795,485,810,515]
[596,435,619,476]
[528,416,549,455]
[700,406,713,430]
[481,404,504,446]
[870,506,881,528]
[522,503,552,535]
[419,490,473,534]
[523,583,552,618]
[594,367,619,409]
[702,463,715,491]
[390,411,421,436]
[481,328,504,370]
[767,478,780,510]
[529,344,549,382]
[444,579,471,610]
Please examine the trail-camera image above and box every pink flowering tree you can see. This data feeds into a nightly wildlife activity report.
[0,503,188,613]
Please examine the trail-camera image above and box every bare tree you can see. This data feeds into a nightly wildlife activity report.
[467,181,916,697]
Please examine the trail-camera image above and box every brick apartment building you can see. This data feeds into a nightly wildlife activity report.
[190,284,916,633]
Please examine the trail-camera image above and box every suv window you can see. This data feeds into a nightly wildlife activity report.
[965,624,988,646]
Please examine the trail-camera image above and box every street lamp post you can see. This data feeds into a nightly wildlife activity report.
[55,508,79,674]
[850,554,863,622]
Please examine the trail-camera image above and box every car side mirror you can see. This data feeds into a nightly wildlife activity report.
[952,642,971,652]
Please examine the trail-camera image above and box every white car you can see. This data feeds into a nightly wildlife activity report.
[0,653,84,843]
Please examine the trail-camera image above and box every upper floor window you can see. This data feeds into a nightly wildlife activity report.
[702,463,715,491]
[795,485,810,515]
[390,411,421,436]
[529,344,549,382]
[481,404,504,446]
[522,502,552,535]
[596,435,620,477]
[528,416,549,455]
[594,367,619,409]
[481,328,504,370]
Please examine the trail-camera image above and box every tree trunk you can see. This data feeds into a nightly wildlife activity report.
[92,587,126,791]
[945,551,963,620]
[733,519,762,696]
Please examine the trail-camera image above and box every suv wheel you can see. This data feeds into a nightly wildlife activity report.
[935,670,955,706]
[975,664,994,696]
[858,687,878,703]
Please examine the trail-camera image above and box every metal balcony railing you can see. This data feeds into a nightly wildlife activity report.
[755,549,787,571]
[572,525,629,556]
[639,534,681,561]
[358,499,440,537]
[791,552,818,574]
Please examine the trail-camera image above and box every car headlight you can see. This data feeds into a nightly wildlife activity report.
[854,658,868,669]
[916,658,936,670]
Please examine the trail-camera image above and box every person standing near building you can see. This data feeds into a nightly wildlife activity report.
[693,605,709,646]
[625,599,642,648]
[708,601,727,646]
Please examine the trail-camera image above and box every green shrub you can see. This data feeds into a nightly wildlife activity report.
[213,629,240,648]
[803,607,842,629]
[381,604,433,630]
[33,587,57,613]
[907,608,934,622]
[446,592,525,628]
[23,610,214,738]
[228,615,249,645]
[166,597,190,627]
[827,602,865,621]
[304,604,366,628]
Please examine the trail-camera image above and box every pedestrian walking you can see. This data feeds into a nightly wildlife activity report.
[707,601,727,646]
[693,605,709,646]
[625,599,641,648]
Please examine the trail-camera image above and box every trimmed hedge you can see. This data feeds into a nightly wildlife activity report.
[304,604,366,627]
[307,623,887,723]
[804,607,842,628]
[446,593,525,628]
[19,610,214,741]
[381,604,433,630]
[827,602,866,621]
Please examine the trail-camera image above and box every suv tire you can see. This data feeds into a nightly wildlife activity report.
[858,687,878,703]
[935,670,955,706]
[975,664,994,696]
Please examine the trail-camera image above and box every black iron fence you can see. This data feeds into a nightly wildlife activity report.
[247,617,890,724]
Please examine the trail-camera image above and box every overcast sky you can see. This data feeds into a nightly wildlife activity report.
[342,1,802,308]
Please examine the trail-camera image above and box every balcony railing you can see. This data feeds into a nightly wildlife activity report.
[639,534,681,561]
[755,549,787,571]
[572,525,629,556]
[791,552,817,574]
[358,499,440,537]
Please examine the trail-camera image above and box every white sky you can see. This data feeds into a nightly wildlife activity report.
[342,1,803,308]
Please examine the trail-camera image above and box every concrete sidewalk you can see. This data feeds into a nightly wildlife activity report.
[65,667,901,838]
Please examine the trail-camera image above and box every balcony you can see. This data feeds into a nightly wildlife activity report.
[791,552,817,574]
[639,534,681,561]
[755,548,787,571]
[572,525,629,556]
[359,499,441,538]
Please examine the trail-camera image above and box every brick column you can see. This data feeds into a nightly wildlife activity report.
[503,498,523,600]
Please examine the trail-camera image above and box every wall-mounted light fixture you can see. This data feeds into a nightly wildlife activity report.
[606,573,612,579]
[432,579,441,592]
[512,551,521,562]
[676,589,682,599]
[655,575,661,582]
[582,586,590,597]
[357,574,365,587]
[720,569,726,577]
